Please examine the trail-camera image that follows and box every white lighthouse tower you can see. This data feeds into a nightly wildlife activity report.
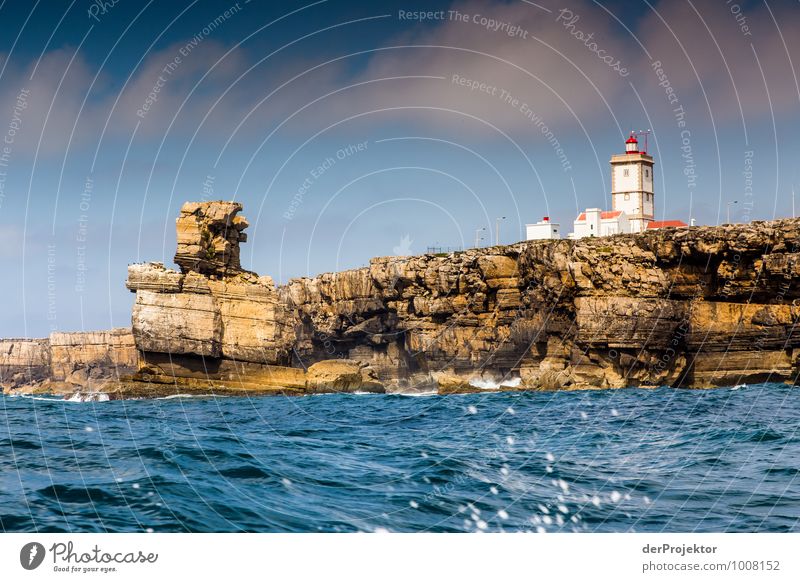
[610,132,655,233]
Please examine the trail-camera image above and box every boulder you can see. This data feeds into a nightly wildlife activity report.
[306,359,385,393]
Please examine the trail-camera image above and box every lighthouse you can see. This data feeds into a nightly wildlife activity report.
[610,132,655,233]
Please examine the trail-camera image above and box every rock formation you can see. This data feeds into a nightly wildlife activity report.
[1,329,137,394]
[6,200,800,398]
[173,201,248,276]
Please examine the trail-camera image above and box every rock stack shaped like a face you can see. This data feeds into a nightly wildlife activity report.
[174,201,248,276]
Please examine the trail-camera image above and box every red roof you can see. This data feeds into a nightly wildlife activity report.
[626,135,638,144]
[575,210,622,221]
[647,220,688,229]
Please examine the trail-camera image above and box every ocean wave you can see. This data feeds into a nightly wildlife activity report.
[1,384,798,532]
[469,377,522,389]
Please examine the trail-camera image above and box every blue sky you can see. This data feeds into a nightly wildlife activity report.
[0,0,798,337]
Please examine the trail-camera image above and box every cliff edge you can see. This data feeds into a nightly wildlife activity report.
[5,200,800,398]
[124,201,800,394]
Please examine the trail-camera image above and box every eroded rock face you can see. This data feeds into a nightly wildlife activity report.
[128,263,293,365]
[306,359,385,393]
[282,219,800,389]
[174,201,248,276]
[118,205,800,393]
[1,330,137,394]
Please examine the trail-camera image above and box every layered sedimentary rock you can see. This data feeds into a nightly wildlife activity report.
[9,200,800,397]
[173,201,248,276]
[1,329,137,394]
[123,202,800,392]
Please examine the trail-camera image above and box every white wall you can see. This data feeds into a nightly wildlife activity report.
[526,221,560,240]
[613,163,640,193]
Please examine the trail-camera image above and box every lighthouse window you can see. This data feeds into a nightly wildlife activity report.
[645,168,650,177]
[623,169,630,177]
[624,193,630,201]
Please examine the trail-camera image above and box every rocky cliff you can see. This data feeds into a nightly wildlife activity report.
[120,201,800,394]
[1,329,137,394]
[6,200,800,398]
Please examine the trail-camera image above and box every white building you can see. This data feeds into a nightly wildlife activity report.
[610,133,655,233]
[569,208,630,239]
[525,216,560,240]
[528,133,687,241]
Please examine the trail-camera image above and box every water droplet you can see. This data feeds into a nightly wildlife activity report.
[490,486,499,495]
[580,411,588,420]
[610,491,622,503]
[545,452,555,462]
[85,426,94,432]
[409,500,419,509]
[281,478,292,487]
[132,483,140,490]
[611,408,619,417]
[506,407,516,415]
[476,520,488,530]
[506,436,515,445]
[591,495,601,507]
[497,509,509,520]
[467,405,478,415]
[500,467,510,476]
[644,496,652,505]
[145,528,154,533]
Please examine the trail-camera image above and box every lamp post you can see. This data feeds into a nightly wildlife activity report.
[474,227,486,248]
[495,216,506,245]
[726,200,738,224]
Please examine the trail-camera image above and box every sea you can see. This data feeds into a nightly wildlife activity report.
[1,383,798,532]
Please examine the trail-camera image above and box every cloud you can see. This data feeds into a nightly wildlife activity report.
[629,0,800,125]
[0,47,99,158]
[1,0,798,160]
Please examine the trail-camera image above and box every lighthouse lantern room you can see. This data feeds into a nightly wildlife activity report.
[610,132,655,233]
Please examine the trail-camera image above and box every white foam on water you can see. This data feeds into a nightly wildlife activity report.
[66,393,110,403]
[469,376,522,389]
[9,394,65,402]
[157,394,226,400]
[13,393,108,403]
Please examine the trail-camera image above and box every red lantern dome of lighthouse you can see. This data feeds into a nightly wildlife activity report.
[625,133,639,154]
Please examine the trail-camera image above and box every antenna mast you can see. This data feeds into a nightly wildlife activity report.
[636,129,651,154]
